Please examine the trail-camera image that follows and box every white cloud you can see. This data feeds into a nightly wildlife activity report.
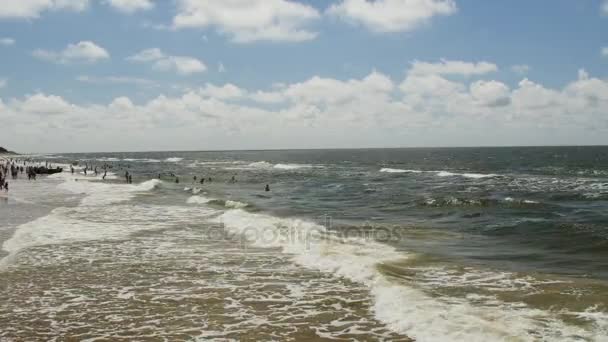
[76,75,157,87]
[128,48,206,75]
[33,41,110,64]
[602,47,608,57]
[511,64,530,75]
[13,93,73,114]
[283,71,394,105]
[602,0,608,16]
[4,63,608,152]
[0,0,89,19]
[409,59,498,76]
[469,80,510,107]
[327,0,456,33]
[0,38,15,46]
[199,83,246,99]
[173,0,320,43]
[105,0,154,13]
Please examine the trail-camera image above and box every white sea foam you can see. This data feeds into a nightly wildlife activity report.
[165,157,183,162]
[225,200,248,209]
[58,177,160,206]
[213,209,607,341]
[380,168,422,173]
[380,168,498,179]
[274,163,314,170]
[2,204,217,265]
[248,161,273,168]
[187,195,214,204]
[245,161,317,170]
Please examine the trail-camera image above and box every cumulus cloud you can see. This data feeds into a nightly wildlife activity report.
[0,38,15,46]
[127,48,206,75]
[173,0,320,43]
[469,80,510,107]
[327,0,457,33]
[409,59,498,76]
[4,62,608,152]
[33,41,110,64]
[0,0,89,19]
[105,0,154,13]
[12,93,74,114]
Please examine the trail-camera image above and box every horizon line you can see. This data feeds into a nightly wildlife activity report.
[11,144,608,155]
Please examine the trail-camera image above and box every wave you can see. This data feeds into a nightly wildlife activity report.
[187,195,213,204]
[247,161,273,168]
[380,168,422,173]
[381,168,499,179]
[186,196,248,209]
[58,176,160,206]
[436,171,498,179]
[274,163,314,170]
[1,203,217,269]
[421,196,541,208]
[209,209,606,341]
[245,161,317,170]
[165,157,184,163]
[225,200,249,209]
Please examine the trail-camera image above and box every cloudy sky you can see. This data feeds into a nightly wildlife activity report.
[1,0,608,153]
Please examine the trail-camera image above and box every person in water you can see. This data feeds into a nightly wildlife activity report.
[175,177,179,184]
[125,171,129,183]
[200,177,205,184]
[265,184,270,192]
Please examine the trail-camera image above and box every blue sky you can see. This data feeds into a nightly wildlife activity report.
[1,0,607,153]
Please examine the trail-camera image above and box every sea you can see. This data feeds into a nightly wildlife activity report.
[1,147,607,341]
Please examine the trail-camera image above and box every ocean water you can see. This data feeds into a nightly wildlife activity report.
[1,147,608,341]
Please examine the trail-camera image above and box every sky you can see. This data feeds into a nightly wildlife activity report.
[0,0,607,153]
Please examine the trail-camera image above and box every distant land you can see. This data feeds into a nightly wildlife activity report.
[0,147,16,154]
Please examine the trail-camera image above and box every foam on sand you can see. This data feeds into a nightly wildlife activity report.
[1,204,217,268]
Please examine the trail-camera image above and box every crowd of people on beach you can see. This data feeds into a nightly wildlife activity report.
[1,156,272,201]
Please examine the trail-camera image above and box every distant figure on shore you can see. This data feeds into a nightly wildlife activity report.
[175,177,179,184]
[128,174,133,184]
[125,171,129,183]
[200,177,205,185]
[70,166,74,174]
[265,184,270,192]
[193,176,197,183]
[230,175,237,183]
[158,173,161,179]
[102,170,107,180]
